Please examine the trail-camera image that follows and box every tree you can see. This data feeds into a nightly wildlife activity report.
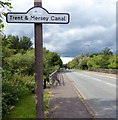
[43,48,62,76]
[2,46,63,117]
[47,52,62,66]
[67,55,88,69]
[4,50,35,75]
[7,35,33,51]
[67,58,78,69]
[78,56,89,70]
[19,36,33,50]
[102,47,113,56]
[108,55,118,69]
[87,55,109,69]
[8,35,19,49]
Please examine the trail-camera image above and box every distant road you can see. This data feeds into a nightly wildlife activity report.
[64,70,117,118]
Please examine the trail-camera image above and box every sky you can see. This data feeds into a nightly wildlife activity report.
[2,0,117,64]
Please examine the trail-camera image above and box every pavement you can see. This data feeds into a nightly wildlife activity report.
[47,72,93,119]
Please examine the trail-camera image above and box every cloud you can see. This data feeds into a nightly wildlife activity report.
[43,23,115,57]
[4,0,116,57]
[61,57,74,64]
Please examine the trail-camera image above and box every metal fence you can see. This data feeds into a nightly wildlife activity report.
[49,70,60,86]
[49,70,65,86]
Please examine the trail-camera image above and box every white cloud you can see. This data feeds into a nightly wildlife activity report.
[4,0,116,57]
[61,57,73,64]
[11,0,33,12]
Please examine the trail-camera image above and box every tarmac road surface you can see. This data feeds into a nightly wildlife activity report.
[64,70,117,118]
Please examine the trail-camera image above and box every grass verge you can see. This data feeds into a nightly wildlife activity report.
[5,90,51,118]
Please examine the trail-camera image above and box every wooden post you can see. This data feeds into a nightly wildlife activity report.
[34,0,44,118]
[6,1,69,119]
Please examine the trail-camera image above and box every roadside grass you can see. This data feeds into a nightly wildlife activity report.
[44,90,51,117]
[44,90,51,111]
[5,90,51,118]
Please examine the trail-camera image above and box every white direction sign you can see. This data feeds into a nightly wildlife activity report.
[6,7,70,24]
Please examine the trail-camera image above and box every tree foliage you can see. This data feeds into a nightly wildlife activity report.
[102,47,113,56]
[108,55,118,69]
[43,48,62,79]
[78,56,89,70]
[2,34,63,117]
[7,35,33,51]
[67,47,117,70]
[0,0,12,33]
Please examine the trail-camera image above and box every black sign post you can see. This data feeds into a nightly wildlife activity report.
[6,0,69,118]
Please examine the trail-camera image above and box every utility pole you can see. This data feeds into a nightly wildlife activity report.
[34,0,44,118]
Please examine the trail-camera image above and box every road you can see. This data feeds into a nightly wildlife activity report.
[64,70,117,118]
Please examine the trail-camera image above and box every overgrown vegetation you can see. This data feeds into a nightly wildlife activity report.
[2,35,62,117]
[0,1,62,118]
[67,47,118,70]
[5,91,51,118]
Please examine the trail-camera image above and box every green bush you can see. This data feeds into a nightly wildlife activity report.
[12,74,35,93]
[2,74,35,117]
[108,55,118,69]
[4,50,35,75]
[2,81,29,117]
[2,46,62,117]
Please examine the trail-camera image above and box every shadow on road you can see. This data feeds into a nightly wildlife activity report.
[85,98,117,118]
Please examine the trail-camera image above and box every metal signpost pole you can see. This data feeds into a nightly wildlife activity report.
[34,0,44,118]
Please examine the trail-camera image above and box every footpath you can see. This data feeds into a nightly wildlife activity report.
[47,72,93,119]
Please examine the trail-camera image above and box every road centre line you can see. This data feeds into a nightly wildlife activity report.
[82,71,116,79]
[77,72,116,87]
[105,82,116,87]
[94,74,116,79]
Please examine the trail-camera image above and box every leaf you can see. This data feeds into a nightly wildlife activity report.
[2,12,6,17]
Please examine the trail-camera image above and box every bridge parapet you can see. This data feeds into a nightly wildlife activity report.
[49,70,61,86]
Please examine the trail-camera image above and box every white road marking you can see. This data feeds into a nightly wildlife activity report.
[105,82,116,87]
[77,72,116,87]
[94,74,116,79]
[82,71,116,79]
[93,78,102,82]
